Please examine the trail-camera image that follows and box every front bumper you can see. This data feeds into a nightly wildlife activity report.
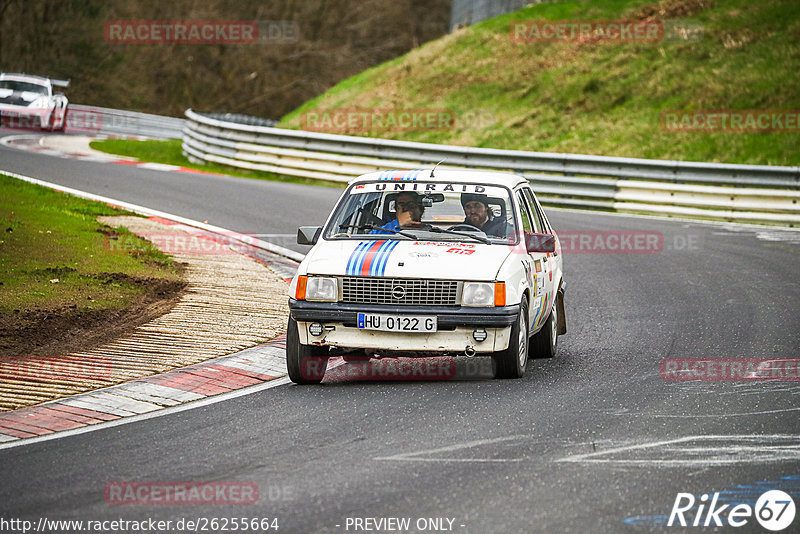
[0,105,51,128]
[289,300,520,327]
[289,300,519,353]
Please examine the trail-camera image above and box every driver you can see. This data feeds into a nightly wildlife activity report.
[460,193,508,237]
[372,191,425,233]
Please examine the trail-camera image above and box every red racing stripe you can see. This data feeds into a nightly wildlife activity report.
[360,240,385,276]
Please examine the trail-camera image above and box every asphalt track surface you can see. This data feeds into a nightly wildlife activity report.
[2,137,800,533]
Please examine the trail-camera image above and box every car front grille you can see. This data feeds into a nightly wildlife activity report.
[340,277,460,306]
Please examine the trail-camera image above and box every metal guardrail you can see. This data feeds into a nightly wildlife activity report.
[182,108,800,226]
[70,104,185,139]
[200,112,278,128]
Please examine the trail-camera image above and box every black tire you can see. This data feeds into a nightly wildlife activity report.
[286,316,329,384]
[493,299,529,379]
[530,296,558,359]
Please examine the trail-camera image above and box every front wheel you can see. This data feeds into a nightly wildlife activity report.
[493,300,529,379]
[286,316,329,384]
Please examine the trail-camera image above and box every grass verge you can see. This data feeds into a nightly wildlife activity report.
[0,173,185,355]
[280,0,800,166]
[89,138,346,189]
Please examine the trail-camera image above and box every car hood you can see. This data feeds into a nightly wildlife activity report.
[302,238,515,280]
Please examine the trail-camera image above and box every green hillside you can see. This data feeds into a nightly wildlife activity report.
[280,0,800,166]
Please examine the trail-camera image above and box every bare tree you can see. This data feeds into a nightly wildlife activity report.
[0,0,450,118]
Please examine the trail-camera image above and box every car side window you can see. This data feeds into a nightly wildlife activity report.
[522,188,545,233]
[515,190,533,233]
[533,195,553,234]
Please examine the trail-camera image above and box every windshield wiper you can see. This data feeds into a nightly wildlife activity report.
[338,223,419,240]
[338,223,491,244]
[427,226,491,245]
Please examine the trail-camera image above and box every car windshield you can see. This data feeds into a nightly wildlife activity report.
[324,180,518,244]
[0,80,49,95]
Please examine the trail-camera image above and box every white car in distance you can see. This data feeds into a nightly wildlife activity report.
[0,73,69,131]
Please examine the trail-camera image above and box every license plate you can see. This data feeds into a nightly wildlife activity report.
[357,313,437,332]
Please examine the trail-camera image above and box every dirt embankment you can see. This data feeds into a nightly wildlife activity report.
[0,271,187,357]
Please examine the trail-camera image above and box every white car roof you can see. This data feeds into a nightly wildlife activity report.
[0,73,51,86]
[350,169,527,189]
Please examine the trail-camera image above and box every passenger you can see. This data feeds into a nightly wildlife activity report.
[460,193,508,237]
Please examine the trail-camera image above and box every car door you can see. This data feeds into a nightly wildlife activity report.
[513,188,541,333]
[518,186,555,332]
[525,188,562,297]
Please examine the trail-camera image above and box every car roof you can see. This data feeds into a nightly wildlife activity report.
[0,73,51,86]
[350,169,527,189]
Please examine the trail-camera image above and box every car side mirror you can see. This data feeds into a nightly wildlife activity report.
[525,232,555,253]
[297,226,322,245]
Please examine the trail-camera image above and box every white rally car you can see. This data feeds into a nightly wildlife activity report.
[0,73,69,131]
[287,169,566,383]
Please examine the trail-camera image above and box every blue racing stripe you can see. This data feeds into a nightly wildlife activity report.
[354,241,374,275]
[374,240,400,276]
[346,241,371,275]
[345,242,361,275]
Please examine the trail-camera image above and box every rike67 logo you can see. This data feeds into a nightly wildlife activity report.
[669,490,796,531]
